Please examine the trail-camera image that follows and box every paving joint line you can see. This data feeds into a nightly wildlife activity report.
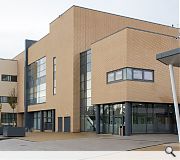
[128,141,177,151]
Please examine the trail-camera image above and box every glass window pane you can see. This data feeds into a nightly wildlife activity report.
[115,70,122,80]
[133,69,143,80]
[80,82,85,91]
[53,88,56,95]
[80,55,86,66]
[123,68,127,80]
[81,73,85,82]
[87,72,91,81]
[132,103,147,133]
[87,89,91,98]
[87,80,91,90]
[81,91,86,99]
[144,70,153,81]
[11,76,17,82]
[87,63,91,72]
[108,72,115,82]
[87,54,91,64]
[87,50,91,55]
[127,68,132,80]
[87,98,91,106]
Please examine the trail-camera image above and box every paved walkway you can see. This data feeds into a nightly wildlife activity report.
[135,142,180,151]
[0,133,178,151]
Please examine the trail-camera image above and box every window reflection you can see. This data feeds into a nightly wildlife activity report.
[107,67,154,83]
[27,57,46,105]
[80,50,95,132]
[132,103,176,134]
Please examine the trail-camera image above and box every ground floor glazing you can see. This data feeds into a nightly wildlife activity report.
[11,102,179,135]
[81,102,179,135]
[0,113,17,126]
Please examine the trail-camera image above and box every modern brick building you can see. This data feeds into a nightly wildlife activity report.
[0,6,179,136]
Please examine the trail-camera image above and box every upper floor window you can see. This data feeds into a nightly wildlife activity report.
[0,96,17,103]
[53,57,56,95]
[107,67,154,83]
[133,69,143,80]
[107,72,115,82]
[27,57,46,105]
[115,70,122,81]
[144,70,153,81]
[1,75,17,82]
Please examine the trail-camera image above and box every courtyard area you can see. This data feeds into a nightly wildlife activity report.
[0,132,179,151]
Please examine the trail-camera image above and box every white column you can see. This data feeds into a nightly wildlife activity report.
[169,64,180,143]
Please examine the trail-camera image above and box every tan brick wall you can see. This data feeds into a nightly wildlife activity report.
[26,7,74,132]
[73,6,178,132]
[14,52,24,113]
[91,29,128,104]
[12,6,179,132]
[126,28,179,103]
[91,28,179,105]
[0,59,17,113]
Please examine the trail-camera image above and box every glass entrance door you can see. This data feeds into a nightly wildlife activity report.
[101,105,113,134]
[100,104,125,135]
[113,117,123,135]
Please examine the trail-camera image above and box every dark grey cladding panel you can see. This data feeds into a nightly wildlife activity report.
[24,39,37,131]
[25,39,37,49]
[156,48,180,67]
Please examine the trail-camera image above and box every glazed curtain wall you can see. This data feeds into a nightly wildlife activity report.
[80,50,96,132]
[27,57,46,105]
[33,110,54,131]
[99,104,125,135]
[132,103,177,134]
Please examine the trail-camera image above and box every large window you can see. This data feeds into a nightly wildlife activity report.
[53,57,56,95]
[27,57,46,105]
[1,113,17,126]
[1,75,17,82]
[132,103,176,134]
[0,96,17,103]
[33,110,54,131]
[107,67,154,83]
[43,110,53,130]
[80,50,96,132]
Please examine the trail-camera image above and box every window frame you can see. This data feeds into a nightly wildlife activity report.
[1,74,17,82]
[107,67,154,84]
[53,57,57,95]
[132,69,143,80]
[143,70,154,81]
[107,72,115,83]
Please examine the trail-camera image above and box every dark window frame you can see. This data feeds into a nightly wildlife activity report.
[107,67,154,84]
[1,74,17,82]
[27,57,46,105]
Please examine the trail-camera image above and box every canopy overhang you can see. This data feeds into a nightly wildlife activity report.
[156,48,180,67]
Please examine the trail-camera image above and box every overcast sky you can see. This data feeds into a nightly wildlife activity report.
[0,0,179,59]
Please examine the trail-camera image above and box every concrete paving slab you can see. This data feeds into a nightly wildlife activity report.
[0,133,178,151]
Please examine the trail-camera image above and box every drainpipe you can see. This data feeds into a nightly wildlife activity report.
[169,64,180,143]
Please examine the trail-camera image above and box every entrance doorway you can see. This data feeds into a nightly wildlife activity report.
[100,104,125,135]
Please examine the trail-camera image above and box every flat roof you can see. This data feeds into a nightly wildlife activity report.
[156,48,180,67]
